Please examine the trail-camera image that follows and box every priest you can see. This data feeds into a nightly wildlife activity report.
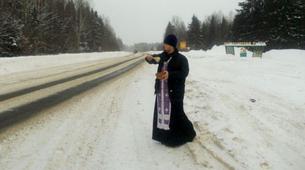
[145,34,197,147]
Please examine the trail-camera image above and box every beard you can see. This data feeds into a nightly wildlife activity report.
[163,48,174,54]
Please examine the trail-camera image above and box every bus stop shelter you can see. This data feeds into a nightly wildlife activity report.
[224,42,267,57]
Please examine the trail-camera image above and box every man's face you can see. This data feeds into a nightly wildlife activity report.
[163,44,174,54]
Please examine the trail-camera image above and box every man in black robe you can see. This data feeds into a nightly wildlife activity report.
[145,34,196,147]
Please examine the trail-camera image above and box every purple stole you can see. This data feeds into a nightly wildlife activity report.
[157,58,172,130]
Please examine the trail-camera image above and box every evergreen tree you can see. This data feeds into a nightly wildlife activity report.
[220,17,230,43]
[187,15,202,50]
[171,16,187,42]
[0,0,122,56]
[206,14,218,48]
[200,21,208,50]
[63,0,78,52]
[164,22,176,37]
[0,12,23,56]
[232,0,305,49]
[163,13,233,50]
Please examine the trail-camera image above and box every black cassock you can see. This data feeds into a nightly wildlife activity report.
[146,49,196,147]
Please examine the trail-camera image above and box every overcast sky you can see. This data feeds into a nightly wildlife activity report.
[91,0,243,45]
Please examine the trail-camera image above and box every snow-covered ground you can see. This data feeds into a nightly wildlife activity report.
[0,63,203,170]
[0,52,131,76]
[0,47,305,170]
[182,46,305,169]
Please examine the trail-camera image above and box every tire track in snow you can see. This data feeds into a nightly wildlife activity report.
[184,79,247,170]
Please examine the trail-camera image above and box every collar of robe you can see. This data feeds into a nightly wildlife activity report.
[164,48,178,62]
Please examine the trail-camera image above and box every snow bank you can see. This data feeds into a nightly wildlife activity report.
[265,49,305,61]
[183,45,256,59]
[0,52,131,76]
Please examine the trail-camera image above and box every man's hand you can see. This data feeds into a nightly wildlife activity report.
[162,71,169,80]
[145,55,161,64]
[156,71,169,80]
[145,55,154,62]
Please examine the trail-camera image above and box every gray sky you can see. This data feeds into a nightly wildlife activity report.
[91,0,243,45]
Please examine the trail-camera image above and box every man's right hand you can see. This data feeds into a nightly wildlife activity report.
[145,55,154,62]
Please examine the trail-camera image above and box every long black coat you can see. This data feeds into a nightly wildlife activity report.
[146,49,196,147]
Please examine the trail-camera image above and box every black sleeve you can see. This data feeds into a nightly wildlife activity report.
[168,56,189,79]
[145,53,162,64]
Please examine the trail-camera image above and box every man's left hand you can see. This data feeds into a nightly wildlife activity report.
[162,71,169,80]
[156,71,169,80]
